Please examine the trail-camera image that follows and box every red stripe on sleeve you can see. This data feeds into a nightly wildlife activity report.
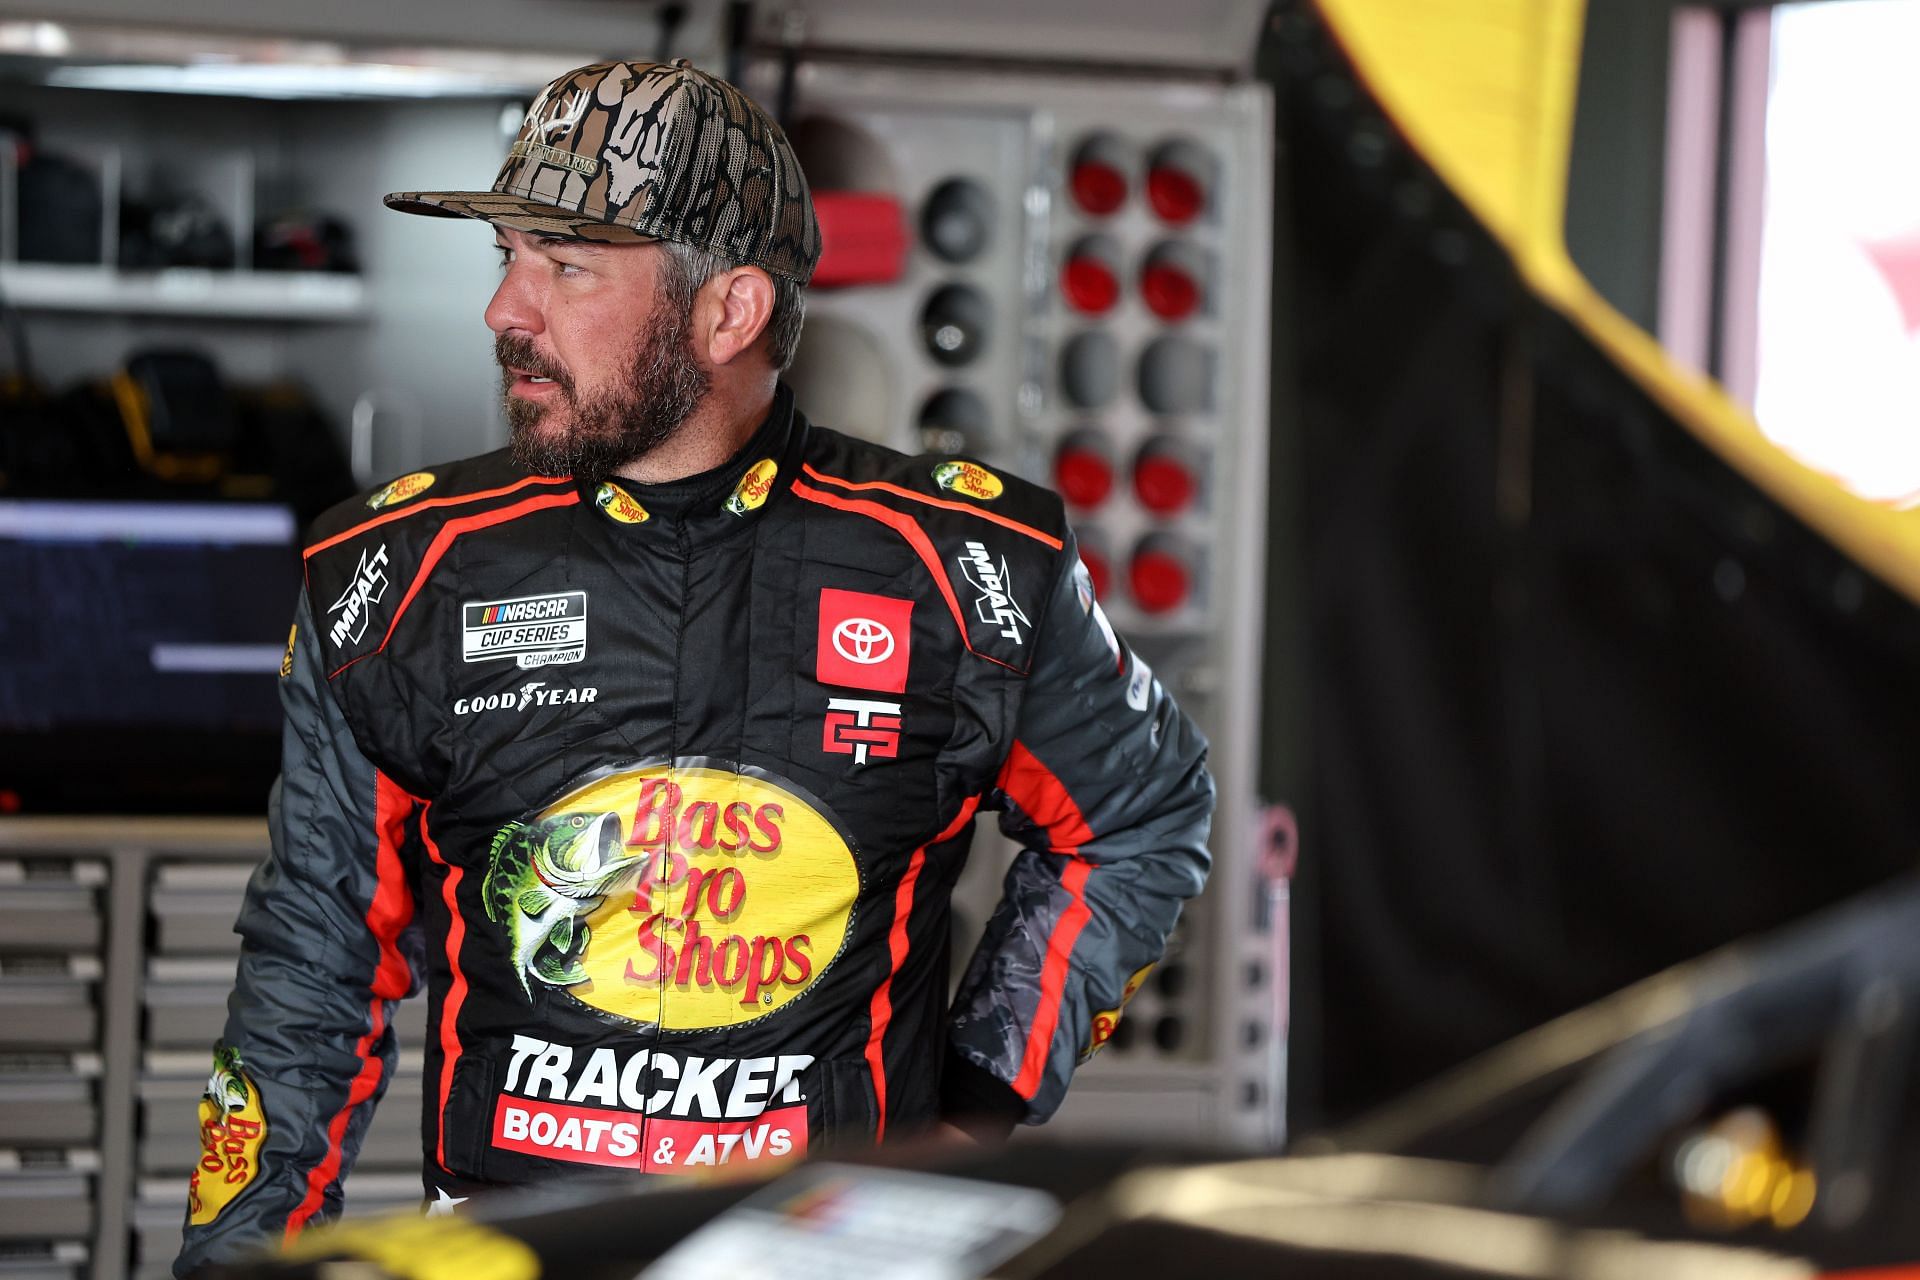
[419,808,470,1175]
[790,478,1020,672]
[799,464,1064,550]
[283,773,418,1240]
[864,796,981,1141]
[996,742,1098,1100]
[303,474,571,558]
[328,490,581,679]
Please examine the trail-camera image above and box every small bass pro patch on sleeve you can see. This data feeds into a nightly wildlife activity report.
[1084,964,1156,1061]
[367,470,437,510]
[931,459,1004,501]
[188,1041,268,1226]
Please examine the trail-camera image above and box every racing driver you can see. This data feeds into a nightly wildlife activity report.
[177,58,1212,1274]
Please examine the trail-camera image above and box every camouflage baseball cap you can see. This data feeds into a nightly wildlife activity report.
[384,59,820,284]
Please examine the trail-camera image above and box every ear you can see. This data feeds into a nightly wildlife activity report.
[699,266,775,367]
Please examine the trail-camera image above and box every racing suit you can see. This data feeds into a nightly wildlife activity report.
[176,383,1212,1272]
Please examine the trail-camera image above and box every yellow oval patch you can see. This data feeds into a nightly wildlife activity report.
[188,1045,268,1226]
[367,471,436,510]
[932,460,1004,501]
[493,764,858,1031]
[724,458,779,517]
[595,481,651,525]
[1084,963,1156,1060]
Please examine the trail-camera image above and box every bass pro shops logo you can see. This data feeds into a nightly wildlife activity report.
[188,1042,267,1226]
[723,458,778,517]
[327,544,390,648]
[483,762,858,1030]
[931,459,1004,501]
[366,470,436,510]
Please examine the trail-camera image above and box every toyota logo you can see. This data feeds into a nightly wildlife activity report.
[832,618,895,665]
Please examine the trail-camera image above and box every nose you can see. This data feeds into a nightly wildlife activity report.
[485,256,545,337]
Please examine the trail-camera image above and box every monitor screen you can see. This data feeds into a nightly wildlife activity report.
[0,500,302,813]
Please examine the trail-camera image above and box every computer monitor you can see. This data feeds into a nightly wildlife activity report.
[0,499,302,814]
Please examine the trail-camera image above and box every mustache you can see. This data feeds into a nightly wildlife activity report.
[494,334,573,392]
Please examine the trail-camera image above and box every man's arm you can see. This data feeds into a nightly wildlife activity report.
[176,593,423,1276]
[945,535,1214,1132]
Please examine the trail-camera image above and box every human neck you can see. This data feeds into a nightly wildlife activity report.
[614,377,776,486]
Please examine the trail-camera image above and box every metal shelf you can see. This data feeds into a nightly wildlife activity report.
[0,265,367,321]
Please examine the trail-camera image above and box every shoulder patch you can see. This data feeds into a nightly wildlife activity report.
[931,459,1003,501]
[304,450,579,676]
[799,430,1068,673]
[367,470,437,510]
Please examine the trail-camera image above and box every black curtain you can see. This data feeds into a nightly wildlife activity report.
[1264,0,1920,1134]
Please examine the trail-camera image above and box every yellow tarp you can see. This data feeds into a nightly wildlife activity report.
[1313,0,1920,604]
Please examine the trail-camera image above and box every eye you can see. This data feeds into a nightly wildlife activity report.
[495,246,512,269]
[570,815,587,828]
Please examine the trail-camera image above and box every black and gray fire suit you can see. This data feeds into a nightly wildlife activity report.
[176,384,1212,1272]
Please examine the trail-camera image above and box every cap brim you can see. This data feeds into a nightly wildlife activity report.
[383,190,661,245]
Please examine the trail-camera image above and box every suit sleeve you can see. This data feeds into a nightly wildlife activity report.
[946,531,1214,1125]
[175,592,424,1276]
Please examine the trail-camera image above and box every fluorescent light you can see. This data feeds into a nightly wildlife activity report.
[46,61,531,100]
[0,21,72,56]
[0,501,296,544]
[149,644,286,674]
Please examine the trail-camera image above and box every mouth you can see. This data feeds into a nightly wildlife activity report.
[505,365,562,398]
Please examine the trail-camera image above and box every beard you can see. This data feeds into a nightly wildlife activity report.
[499,300,712,485]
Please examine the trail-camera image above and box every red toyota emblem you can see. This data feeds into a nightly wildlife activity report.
[831,617,895,665]
[817,589,912,693]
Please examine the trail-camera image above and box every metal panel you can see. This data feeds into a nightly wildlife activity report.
[765,59,1279,1147]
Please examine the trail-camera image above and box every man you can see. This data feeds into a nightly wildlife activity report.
[177,58,1211,1274]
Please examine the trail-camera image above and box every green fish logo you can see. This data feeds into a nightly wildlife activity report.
[204,1042,250,1117]
[484,810,644,999]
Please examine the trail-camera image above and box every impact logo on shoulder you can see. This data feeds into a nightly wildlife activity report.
[327,545,390,649]
[957,541,1027,645]
[464,591,588,668]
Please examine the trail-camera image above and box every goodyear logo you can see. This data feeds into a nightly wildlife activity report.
[278,624,297,680]
[188,1042,267,1226]
[932,460,1003,501]
[595,481,650,525]
[483,762,857,1030]
[724,458,779,517]
[367,471,436,510]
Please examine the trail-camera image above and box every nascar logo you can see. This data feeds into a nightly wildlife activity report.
[463,591,587,668]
